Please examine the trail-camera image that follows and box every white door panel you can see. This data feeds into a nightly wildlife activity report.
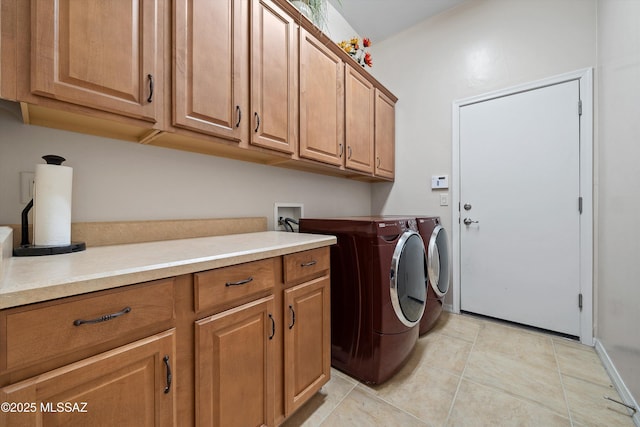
[459,80,581,336]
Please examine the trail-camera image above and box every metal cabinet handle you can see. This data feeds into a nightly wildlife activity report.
[73,307,131,326]
[254,112,260,132]
[377,157,381,167]
[347,146,352,159]
[300,260,317,267]
[235,106,241,127]
[225,276,253,287]
[339,143,343,158]
[163,355,172,394]
[147,74,154,103]
[268,314,275,339]
[288,305,296,329]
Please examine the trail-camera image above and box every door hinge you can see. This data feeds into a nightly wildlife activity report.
[578,196,583,214]
[578,99,583,116]
[578,293,583,311]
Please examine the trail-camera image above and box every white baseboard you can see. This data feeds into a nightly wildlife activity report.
[594,339,639,426]
[443,303,455,313]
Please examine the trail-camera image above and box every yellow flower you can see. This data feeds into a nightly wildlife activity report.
[350,37,359,46]
[338,40,352,54]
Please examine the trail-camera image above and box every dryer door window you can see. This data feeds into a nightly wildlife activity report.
[428,225,450,296]
[390,231,427,327]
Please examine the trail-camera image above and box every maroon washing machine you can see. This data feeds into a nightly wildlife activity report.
[299,216,427,384]
[416,217,450,334]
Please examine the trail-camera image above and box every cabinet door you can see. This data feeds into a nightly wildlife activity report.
[173,0,247,140]
[283,276,331,416]
[30,0,161,122]
[250,0,297,154]
[0,330,176,427]
[345,65,375,173]
[299,28,344,166]
[195,296,275,427]
[374,89,396,179]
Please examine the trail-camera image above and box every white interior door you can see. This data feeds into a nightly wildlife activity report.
[459,80,581,337]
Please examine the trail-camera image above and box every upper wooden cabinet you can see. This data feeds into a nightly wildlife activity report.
[299,28,344,166]
[173,0,248,141]
[2,0,397,181]
[374,89,396,179]
[345,64,375,174]
[29,0,163,123]
[250,0,297,154]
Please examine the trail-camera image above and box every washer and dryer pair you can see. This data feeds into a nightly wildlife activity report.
[299,216,449,384]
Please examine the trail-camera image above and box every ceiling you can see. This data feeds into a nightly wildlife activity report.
[328,0,467,43]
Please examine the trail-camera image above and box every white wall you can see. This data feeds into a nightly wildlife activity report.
[597,0,640,403]
[0,103,371,228]
[369,0,597,306]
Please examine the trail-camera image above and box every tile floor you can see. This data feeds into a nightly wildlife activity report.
[282,312,636,427]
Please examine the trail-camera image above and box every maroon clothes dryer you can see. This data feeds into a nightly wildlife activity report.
[299,217,427,384]
[416,217,450,335]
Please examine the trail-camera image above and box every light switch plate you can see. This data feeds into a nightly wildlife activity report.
[440,193,449,206]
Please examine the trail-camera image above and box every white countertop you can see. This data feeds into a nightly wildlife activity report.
[0,231,336,309]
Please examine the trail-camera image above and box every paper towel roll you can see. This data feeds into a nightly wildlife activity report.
[33,163,73,246]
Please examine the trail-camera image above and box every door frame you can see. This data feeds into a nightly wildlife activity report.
[451,68,594,345]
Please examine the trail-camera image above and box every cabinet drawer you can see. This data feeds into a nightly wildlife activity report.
[1,278,175,372]
[283,247,330,285]
[194,258,276,313]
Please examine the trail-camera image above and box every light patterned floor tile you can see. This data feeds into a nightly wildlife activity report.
[553,339,613,387]
[472,320,557,368]
[319,386,427,427]
[416,332,473,376]
[562,374,635,427]
[281,370,357,427]
[431,312,482,343]
[446,379,572,427]
[286,313,635,427]
[364,366,460,427]
[464,346,569,416]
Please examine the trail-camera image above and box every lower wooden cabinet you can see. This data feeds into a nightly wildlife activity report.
[195,295,275,427]
[0,248,331,427]
[284,275,331,416]
[0,329,176,427]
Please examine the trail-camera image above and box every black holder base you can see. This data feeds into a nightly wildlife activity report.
[13,242,86,257]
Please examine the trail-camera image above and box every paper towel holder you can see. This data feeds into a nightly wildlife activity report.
[13,155,86,257]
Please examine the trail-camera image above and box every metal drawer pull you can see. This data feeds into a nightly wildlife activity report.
[235,105,242,127]
[269,314,275,340]
[147,74,154,103]
[73,306,132,326]
[288,305,296,329]
[300,260,317,267]
[163,355,172,394]
[225,276,253,287]
[254,112,260,132]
